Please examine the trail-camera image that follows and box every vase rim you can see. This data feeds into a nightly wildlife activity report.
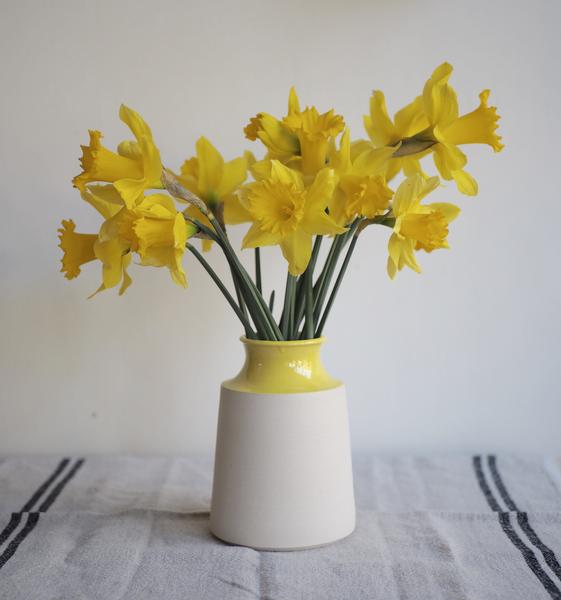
[240,336,327,348]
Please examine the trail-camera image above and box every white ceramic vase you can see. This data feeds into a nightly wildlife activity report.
[209,337,355,551]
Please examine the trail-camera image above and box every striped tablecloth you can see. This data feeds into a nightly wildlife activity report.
[1,455,561,599]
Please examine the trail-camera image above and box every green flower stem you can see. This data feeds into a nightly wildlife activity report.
[187,244,255,338]
[208,215,282,340]
[255,248,262,293]
[312,221,360,326]
[288,276,296,338]
[268,289,275,312]
[186,216,251,333]
[315,229,361,337]
[302,265,314,339]
[311,235,345,324]
[292,235,323,338]
[280,272,296,339]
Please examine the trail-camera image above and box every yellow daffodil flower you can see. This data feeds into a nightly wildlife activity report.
[241,161,346,275]
[283,105,345,177]
[362,92,429,181]
[178,137,250,250]
[73,105,163,207]
[329,129,394,226]
[60,184,133,295]
[94,193,195,292]
[61,183,194,294]
[413,63,503,195]
[245,88,345,177]
[58,220,98,280]
[387,174,460,279]
[130,194,196,288]
[244,88,301,163]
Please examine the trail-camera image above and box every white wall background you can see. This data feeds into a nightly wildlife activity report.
[1,0,560,455]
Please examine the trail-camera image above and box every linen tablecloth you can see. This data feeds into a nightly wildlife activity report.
[1,455,561,599]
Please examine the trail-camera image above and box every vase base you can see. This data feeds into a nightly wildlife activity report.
[210,524,356,552]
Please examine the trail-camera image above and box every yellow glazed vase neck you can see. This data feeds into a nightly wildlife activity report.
[223,337,341,394]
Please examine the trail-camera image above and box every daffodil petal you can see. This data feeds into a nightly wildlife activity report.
[223,194,252,225]
[392,174,423,217]
[114,178,147,208]
[139,135,163,188]
[280,229,312,276]
[365,91,396,146]
[433,142,467,178]
[428,202,461,223]
[305,168,335,212]
[288,86,300,115]
[242,223,282,249]
[422,62,459,128]
[269,160,303,189]
[80,184,124,219]
[196,137,224,197]
[452,169,478,196]
[393,96,428,138]
[216,157,247,198]
[119,105,153,141]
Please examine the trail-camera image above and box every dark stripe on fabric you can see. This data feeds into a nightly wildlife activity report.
[0,513,40,570]
[20,458,70,512]
[487,455,519,511]
[0,458,69,548]
[517,512,561,583]
[472,455,502,511]
[472,455,561,599]
[498,512,561,600]
[490,456,561,585]
[37,458,84,513]
[0,514,22,546]
[0,458,84,571]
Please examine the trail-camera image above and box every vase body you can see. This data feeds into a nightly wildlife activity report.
[209,337,355,551]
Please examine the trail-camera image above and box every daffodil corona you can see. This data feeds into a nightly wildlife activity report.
[60,65,502,340]
[242,161,346,275]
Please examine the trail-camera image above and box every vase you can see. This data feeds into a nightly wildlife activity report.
[209,336,355,551]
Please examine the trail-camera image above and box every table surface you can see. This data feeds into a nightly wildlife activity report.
[1,455,561,600]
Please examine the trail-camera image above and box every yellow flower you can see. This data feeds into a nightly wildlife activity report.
[61,183,194,294]
[73,105,163,207]
[60,184,133,295]
[242,161,346,275]
[329,129,394,226]
[417,63,503,195]
[245,88,345,177]
[178,136,250,250]
[132,195,195,287]
[387,174,460,279]
[244,87,301,162]
[283,105,345,177]
[58,220,98,280]
[363,92,428,181]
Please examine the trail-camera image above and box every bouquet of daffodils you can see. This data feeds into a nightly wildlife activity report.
[59,63,502,341]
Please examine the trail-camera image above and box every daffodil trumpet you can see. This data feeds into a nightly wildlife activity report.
[60,66,502,339]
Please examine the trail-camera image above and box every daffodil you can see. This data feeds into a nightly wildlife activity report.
[58,220,98,280]
[242,161,346,275]
[60,184,133,295]
[178,137,250,250]
[387,174,460,279]
[329,129,394,226]
[362,92,429,181]
[130,194,196,288]
[61,183,194,294]
[412,63,503,195]
[283,105,345,177]
[73,105,163,207]
[244,88,301,163]
[245,88,345,177]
